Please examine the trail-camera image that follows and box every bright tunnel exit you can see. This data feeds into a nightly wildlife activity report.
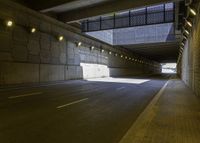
[161,63,177,73]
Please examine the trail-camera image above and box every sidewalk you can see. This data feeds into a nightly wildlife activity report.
[120,78,200,143]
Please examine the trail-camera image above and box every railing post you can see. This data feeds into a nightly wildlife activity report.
[87,20,89,32]
[164,4,166,22]
[145,7,148,24]
[173,2,175,22]
[100,16,102,30]
[129,10,131,26]
[113,14,116,28]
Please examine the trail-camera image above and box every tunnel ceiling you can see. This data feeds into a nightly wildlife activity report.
[13,0,183,22]
[12,0,183,63]
[123,42,179,63]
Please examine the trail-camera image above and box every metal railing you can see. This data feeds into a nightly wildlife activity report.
[81,4,175,32]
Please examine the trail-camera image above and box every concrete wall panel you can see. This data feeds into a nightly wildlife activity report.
[0,62,39,84]
[40,64,64,82]
[179,2,200,97]
[0,0,161,85]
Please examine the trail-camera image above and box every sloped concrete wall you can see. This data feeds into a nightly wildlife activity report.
[179,3,200,96]
[0,0,161,85]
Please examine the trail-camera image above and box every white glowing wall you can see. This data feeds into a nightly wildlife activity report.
[80,63,110,79]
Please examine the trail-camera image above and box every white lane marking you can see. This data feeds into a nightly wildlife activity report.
[119,79,170,143]
[116,87,125,90]
[8,92,42,99]
[0,82,69,91]
[57,98,88,109]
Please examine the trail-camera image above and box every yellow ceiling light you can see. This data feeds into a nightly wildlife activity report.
[189,7,197,16]
[6,20,13,27]
[183,35,187,39]
[31,27,36,33]
[78,42,82,47]
[58,36,64,41]
[186,20,192,27]
[184,29,189,35]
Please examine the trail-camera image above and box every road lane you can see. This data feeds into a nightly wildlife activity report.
[0,75,169,143]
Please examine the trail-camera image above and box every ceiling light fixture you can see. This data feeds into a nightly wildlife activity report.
[58,36,64,41]
[184,29,190,35]
[189,7,197,16]
[78,42,82,47]
[6,20,13,27]
[30,27,36,33]
[90,46,95,50]
[186,20,192,27]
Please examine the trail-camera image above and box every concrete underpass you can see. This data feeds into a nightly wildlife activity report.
[0,0,200,143]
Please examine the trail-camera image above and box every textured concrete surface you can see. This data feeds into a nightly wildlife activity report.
[178,2,200,97]
[0,0,161,85]
[120,77,200,143]
[0,75,167,143]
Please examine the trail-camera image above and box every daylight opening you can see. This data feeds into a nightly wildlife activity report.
[161,63,177,73]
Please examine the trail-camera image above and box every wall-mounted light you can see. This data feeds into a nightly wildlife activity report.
[129,57,131,60]
[189,7,197,16]
[115,53,118,56]
[186,20,192,27]
[184,29,190,35]
[6,20,13,27]
[183,35,187,40]
[121,55,123,58]
[125,56,127,59]
[30,27,36,33]
[109,51,112,55]
[101,49,104,53]
[90,46,95,50]
[58,35,64,41]
[77,42,82,47]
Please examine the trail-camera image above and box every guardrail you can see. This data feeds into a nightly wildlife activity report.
[81,3,175,32]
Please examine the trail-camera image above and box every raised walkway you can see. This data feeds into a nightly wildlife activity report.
[120,77,200,143]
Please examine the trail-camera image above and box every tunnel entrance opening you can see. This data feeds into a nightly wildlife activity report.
[161,63,177,74]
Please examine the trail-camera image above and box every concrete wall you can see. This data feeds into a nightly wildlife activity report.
[0,0,161,85]
[178,2,200,96]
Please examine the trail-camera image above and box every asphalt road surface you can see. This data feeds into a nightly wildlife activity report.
[0,75,169,143]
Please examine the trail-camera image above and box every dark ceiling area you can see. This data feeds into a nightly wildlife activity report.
[123,42,179,63]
